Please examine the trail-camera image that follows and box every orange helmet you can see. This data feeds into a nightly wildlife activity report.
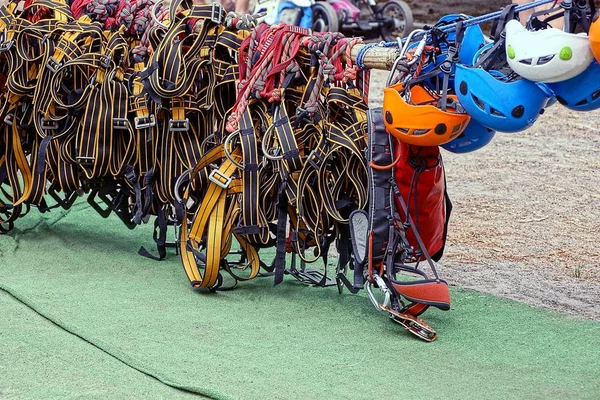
[383,83,471,147]
[590,12,600,64]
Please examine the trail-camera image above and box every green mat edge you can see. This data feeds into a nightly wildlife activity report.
[0,283,234,400]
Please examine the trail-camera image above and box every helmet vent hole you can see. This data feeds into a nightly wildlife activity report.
[519,58,533,65]
[471,94,485,110]
[434,124,447,135]
[452,124,462,134]
[575,99,589,106]
[592,89,600,101]
[511,105,525,118]
[385,111,393,124]
[537,55,555,65]
[398,127,410,134]
[459,81,468,95]
[490,108,505,117]
[414,129,430,136]
[556,96,567,106]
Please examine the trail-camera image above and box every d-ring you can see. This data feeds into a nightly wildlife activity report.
[261,124,284,161]
[174,168,192,203]
[200,132,216,152]
[223,130,244,169]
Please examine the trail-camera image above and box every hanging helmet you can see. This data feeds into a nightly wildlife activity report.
[435,14,487,65]
[545,59,600,111]
[454,64,552,133]
[409,15,486,87]
[505,19,593,83]
[383,83,471,146]
[441,120,495,154]
[588,11,600,63]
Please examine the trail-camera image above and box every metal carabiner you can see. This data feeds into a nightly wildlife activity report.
[365,274,391,311]
[386,29,429,87]
[151,1,169,30]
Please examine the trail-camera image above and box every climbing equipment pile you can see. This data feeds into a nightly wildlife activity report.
[177,24,372,292]
[0,0,237,237]
[2,0,600,341]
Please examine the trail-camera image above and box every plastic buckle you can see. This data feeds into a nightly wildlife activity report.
[169,118,189,132]
[0,39,13,52]
[210,2,224,24]
[112,118,130,130]
[124,168,137,183]
[134,114,156,129]
[208,169,232,189]
[41,118,58,130]
[46,56,62,73]
[3,113,13,126]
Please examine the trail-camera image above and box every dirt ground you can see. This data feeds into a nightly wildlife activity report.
[369,67,600,320]
[396,1,600,320]
[407,0,508,24]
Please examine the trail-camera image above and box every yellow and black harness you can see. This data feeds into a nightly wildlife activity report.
[0,0,451,340]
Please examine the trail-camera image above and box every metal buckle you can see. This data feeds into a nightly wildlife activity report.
[169,118,189,132]
[41,118,58,130]
[208,169,232,189]
[76,155,95,166]
[134,114,156,129]
[210,2,224,24]
[3,113,13,126]
[46,56,62,73]
[112,118,129,130]
[0,39,13,52]
[99,55,112,69]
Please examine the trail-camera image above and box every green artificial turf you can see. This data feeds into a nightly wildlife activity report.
[1,201,599,400]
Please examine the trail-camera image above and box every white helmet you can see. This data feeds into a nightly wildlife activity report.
[504,19,593,83]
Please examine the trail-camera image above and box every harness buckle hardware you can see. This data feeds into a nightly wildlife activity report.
[99,55,112,69]
[208,169,232,189]
[210,2,224,24]
[3,113,13,126]
[40,118,58,130]
[76,155,95,166]
[46,56,62,73]
[112,118,130,130]
[169,118,189,132]
[307,149,324,170]
[134,114,156,129]
[0,39,13,52]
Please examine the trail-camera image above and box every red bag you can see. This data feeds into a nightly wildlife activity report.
[394,143,452,261]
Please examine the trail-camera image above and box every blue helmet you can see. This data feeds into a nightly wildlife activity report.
[545,60,600,112]
[441,119,495,153]
[408,14,486,87]
[454,64,552,133]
